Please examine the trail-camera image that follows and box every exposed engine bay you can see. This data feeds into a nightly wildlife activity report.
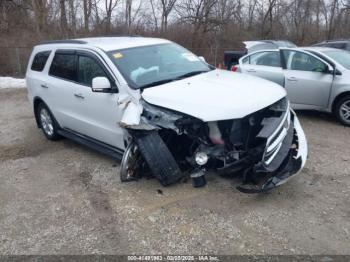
[120,97,306,193]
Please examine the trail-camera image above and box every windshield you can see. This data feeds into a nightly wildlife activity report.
[108,43,212,89]
[323,50,350,70]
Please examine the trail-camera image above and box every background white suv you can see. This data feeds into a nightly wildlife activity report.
[26,37,307,193]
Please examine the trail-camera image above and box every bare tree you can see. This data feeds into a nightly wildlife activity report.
[125,0,132,31]
[260,0,278,38]
[125,0,142,33]
[150,0,159,31]
[83,0,92,32]
[93,0,101,27]
[104,0,119,33]
[3,0,350,78]
[328,0,339,39]
[68,0,77,36]
[59,0,68,36]
[31,0,49,35]
[247,0,258,30]
[160,0,177,32]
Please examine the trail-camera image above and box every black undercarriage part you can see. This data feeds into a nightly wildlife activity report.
[190,169,207,187]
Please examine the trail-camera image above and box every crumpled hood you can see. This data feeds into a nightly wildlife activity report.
[141,69,286,121]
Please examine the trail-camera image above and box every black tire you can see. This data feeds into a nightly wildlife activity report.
[37,103,61,140]
[133,131,183,186]
[334,95,350,127]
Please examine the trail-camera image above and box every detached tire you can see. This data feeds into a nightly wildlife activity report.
[334,95,350,127]
[37,103,61,140]
[133,131,183,186]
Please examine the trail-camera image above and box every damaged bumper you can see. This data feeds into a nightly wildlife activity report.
[236,110,307,193]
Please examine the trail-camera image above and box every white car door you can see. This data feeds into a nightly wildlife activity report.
[69,51,124,150]
[239,51,285,86]
[281,49,333,108]
[46,50,81,129]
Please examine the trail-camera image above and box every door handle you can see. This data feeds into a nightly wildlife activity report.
[74,93,85,99]
[247,69,256,73]
[287,77,298,82]
[41,84,49,88]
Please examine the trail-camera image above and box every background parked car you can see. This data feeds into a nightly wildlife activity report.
[234,47,350,126]
[312,39,350,51]
[224,40,297,70]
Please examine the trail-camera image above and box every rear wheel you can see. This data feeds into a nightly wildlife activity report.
[37,103,61,140]
[335,95,350,127]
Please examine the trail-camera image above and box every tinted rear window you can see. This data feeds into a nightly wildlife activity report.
[31,51,51,71]
[316,42,347,49]
[49,53,76,81]
[329,42,347,49]
[249,51,281,67]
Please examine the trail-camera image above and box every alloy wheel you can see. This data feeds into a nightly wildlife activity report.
[40,108,54,136]
[120,142,141,182]
[339,100,350,124]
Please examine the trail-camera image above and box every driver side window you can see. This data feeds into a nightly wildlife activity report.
[78,55,108,86]
[282,50,327,73]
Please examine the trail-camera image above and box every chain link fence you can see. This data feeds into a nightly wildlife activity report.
[0,46,228,78]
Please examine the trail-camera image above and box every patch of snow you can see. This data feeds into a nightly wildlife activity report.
[0,77,26,89]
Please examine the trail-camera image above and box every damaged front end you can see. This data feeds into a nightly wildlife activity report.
[120,97,307,193]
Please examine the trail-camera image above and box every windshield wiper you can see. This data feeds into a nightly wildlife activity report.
[139,70,210,89]
[139,79,176,89]
[174,70,210,80]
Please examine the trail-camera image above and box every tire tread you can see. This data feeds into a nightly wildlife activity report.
[133,131,183,186]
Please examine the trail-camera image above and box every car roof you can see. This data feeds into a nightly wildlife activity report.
[241,46,343,59]
[300,46,347,53]
[251,46,341,52]
[244,40,297,53]
[37,37,171,51]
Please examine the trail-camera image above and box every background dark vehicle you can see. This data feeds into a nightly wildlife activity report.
[312,39,350,51]
[224,50,247,71]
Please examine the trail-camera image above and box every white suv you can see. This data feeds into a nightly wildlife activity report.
[26,37,307,193]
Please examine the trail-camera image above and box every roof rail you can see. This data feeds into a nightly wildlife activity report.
[39,39,87,45]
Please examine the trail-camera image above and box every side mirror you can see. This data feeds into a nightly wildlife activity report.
[92,77,111,92]
[334,69,342,76]
[198,56,206,63]
[328,66,342,76]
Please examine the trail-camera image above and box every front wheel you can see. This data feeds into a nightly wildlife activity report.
[335,95,350,127]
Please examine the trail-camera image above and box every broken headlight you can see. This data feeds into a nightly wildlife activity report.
[141,100,184,132]
[269,97,289,112]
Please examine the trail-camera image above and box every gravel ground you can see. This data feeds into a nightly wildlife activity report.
[0,88,349,255]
